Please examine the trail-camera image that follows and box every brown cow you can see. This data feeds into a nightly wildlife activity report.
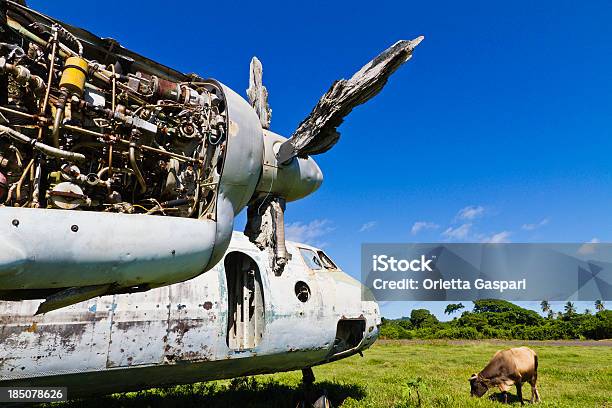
[469,346,540,405]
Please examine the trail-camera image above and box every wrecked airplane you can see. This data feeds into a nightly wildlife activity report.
[0,1,422,310]
[0,0,423,402]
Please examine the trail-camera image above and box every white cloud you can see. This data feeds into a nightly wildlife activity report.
[481,231,511,243]
[359,221,377,232]
[578,238,600,255]
[411,221,439,235]
[285,219,334,246]
[441,223,472,241]
[456,205,485,221]
[522,218,550,231]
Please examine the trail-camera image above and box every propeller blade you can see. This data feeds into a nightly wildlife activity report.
[276,36,424,164]
[246,56,271,129]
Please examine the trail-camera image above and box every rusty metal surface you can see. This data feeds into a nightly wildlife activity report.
[0,232,380,397]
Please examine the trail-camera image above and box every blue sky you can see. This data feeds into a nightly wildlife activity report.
[29,0,612,319]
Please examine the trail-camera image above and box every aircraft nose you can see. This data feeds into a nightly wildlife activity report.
[362,286,382,338]
[364,299,382,326]
[373,302,381,326]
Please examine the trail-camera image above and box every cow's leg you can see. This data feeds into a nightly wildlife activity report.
[516,383,524,405]
[530,377,540,403]
[503,391,508,404]
[532,356,540,403]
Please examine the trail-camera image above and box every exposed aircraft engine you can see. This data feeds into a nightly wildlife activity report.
[0,1,264,312]
[0,1,422,313]
[0,7,227,217]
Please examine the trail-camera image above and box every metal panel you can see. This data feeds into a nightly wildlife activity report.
[106,288,169,368]
[164,271,221,362]
[0,296,111,379]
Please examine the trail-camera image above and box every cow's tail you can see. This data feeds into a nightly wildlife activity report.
[533,353,538,380]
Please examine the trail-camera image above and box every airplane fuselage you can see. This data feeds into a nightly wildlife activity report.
[0,231,380,398]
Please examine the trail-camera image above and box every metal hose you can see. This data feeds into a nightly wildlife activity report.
[129,144,147,193]
[14,158,33,203]
[52,23,83,56]
[0,58,46,95]
[52,106,63,148]
[97,166,134,179]
[0,125,86,162]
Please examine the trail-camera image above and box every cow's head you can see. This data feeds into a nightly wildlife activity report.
[469,373,488,397]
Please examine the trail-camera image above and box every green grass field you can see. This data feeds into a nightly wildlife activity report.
[50,340,611,408]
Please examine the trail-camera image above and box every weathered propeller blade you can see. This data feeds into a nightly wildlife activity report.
[276,36,424,164]
[247,56,271,129]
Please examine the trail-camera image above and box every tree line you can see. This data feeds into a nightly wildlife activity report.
[380,299,610,340]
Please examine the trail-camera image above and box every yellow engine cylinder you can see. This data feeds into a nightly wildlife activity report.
[59,57,88,95]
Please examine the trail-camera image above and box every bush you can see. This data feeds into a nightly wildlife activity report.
[410,309,438,329]
[378,303,611,340]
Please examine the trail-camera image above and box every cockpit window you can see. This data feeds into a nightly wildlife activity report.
[299,248,323,270]
[318,251,338,270]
